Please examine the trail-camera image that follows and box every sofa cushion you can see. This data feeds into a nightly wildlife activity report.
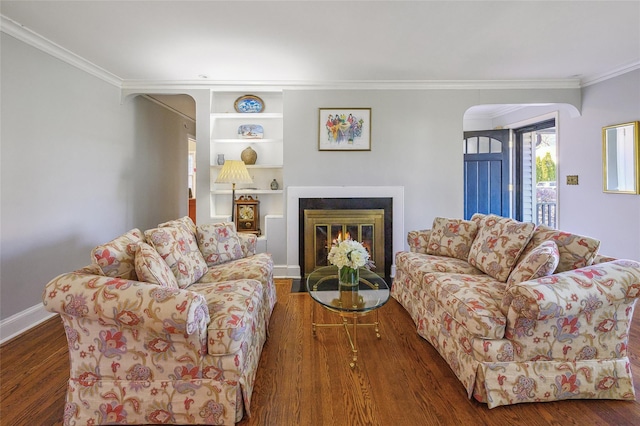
[470,212,487,228]
[237,232,258,257]
[468,215,535,282]
[501,241,559,315]
[159,216,197,237]
[422,272,507,339]
[134,242,179,288]
[395,251,485,287]
[144,226,207,289]
[427,217,478,261]
[197,222,244,266]
[189,279,264,356]
[407,229,432,254]
[90,228,144,280]
[520,225,600,272]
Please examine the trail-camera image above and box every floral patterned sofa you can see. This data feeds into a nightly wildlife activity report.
[42,217,276,425]
[392,213,640,408]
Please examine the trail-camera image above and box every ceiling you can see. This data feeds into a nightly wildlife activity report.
[2,1,639,86]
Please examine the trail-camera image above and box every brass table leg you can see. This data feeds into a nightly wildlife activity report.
[342,316,358,369]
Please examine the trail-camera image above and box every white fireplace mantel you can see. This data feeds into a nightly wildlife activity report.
[286,186,404,278]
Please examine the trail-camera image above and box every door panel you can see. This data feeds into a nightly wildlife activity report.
[463,130,511,220]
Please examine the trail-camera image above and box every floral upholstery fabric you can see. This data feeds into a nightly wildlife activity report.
[422,272,507,339]
[159,215,197,237]
[189,279,263,356]
[197,222,244,266]
[520,224,600,273]
[201,253,277,329]
[145,226,208,289]
[90,228,144,280]
[407,229,431,254]
[426,217,478,261]
[470,212,486,228]
[395,251,485,288]
[134,242,179,288]
[394,217,640,409]
[43,272,268,424]
[467,215,536,282]
[501,240,559,315]
[43,218,276,425]
[237,233,257,257]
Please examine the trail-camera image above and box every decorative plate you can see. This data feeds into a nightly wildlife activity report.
[238,124,264,139]
[234,95,264,113]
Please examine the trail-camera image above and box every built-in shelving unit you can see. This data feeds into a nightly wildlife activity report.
[210,91,284,234]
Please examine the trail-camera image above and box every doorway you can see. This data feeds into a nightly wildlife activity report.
[463,129,511,219]
[513,119,557,227]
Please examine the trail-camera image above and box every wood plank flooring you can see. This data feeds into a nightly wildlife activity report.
[2,279,639,425]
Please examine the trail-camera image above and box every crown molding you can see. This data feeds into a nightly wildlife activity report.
[1,14,123,87]
[581,60,640,87]
[3,13,634,92]
[121,78,582,92]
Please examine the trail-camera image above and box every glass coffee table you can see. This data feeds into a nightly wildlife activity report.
[306,266,390,369]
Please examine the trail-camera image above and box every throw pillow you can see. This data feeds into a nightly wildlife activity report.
[426,217,478,261]
[90,228,144,280]
[144,226,207,289]
[506,240,559,287]
[134,242,179,289]
[467,215,536,282]
[501,240,560,315]
[159,216,197,237]
[197,222,244,266]
[520,225,600,273]
[470,213,486,228]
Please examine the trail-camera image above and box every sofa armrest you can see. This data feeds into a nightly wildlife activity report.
[505,259,640,330]
[238,232,257,256]
[43,271,210,336]
[407,229,431,254]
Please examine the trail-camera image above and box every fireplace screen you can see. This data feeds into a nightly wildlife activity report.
[303,209,384,277]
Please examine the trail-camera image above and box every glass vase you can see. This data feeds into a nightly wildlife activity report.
[338,266,359,287]
[338,266,360,308]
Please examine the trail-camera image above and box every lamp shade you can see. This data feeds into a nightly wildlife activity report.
[215,160,253,184]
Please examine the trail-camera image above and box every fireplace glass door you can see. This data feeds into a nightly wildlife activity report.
[304,209,384,277]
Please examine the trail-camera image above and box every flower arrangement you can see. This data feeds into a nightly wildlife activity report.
[328,237,374,285]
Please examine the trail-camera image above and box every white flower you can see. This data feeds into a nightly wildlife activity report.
[327,238,374,270]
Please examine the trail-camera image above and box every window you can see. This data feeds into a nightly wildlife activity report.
[514,119,557,227]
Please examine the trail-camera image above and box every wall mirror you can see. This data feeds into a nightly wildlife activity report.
[602,121,639,194]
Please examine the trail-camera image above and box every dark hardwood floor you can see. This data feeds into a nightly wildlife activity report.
[2,280,639,425]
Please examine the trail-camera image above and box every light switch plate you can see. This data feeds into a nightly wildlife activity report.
[567,175,579,185]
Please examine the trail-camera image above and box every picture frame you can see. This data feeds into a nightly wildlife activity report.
[318,108,371,151]
[602,121,639,194]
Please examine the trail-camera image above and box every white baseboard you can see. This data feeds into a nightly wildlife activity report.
[0,303,57,345]
[273,264,301,279]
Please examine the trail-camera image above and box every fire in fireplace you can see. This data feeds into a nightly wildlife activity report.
[299,198,393,279]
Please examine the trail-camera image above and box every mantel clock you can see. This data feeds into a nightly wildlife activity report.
[235,195,260,235]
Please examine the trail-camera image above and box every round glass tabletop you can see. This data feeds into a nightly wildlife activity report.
[306,266,390,314]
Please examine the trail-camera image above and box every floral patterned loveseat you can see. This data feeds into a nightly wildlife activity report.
[43,217,276,425]
[392,213,640,408]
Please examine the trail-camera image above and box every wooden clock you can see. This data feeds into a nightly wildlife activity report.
[235,195,260,235]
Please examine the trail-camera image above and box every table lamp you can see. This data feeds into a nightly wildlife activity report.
[214,160,253,222]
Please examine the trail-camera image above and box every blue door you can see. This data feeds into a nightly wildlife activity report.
[463,130,511,220]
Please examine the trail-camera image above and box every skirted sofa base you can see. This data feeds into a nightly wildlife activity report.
[392,214,640,408]
[43,218,276,425]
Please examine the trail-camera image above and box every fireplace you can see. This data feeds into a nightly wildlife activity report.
[286,186,404,279]
[299,198,393,279]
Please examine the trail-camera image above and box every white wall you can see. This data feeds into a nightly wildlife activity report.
[283,89,581,246]
[492,71,640,260]
[0,33,189,326]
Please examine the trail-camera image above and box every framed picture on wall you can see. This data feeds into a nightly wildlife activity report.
[318,108,371,151]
